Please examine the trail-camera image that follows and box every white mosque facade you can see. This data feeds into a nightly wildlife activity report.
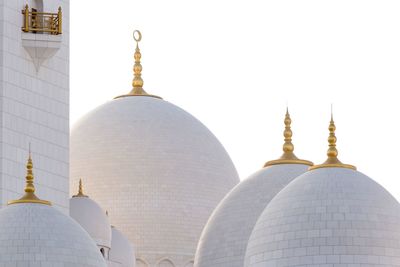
[0,0,70,212]
[1,2,400,267]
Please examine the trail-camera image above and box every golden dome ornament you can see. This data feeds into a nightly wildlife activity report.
[72,179,88,198]
[309,109,356,171]
[115,30,161,99]
[8,148,51,206]
[264,108,313,167]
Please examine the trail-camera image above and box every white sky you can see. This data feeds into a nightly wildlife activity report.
[71,1,400,200]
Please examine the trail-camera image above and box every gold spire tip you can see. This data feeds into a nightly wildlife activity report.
[8,150,51,206]
[114,30,161,100]
[264,109,313,167]
[309,112,356,171]
[73,179,88,198]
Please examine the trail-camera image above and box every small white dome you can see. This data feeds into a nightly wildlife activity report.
[70,192,112,249]
[0,203,107,266]
[245,167,400,266]
[195,163,310,267]
[109,226,136,267]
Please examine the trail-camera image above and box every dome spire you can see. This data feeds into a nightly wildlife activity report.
[8,147,51,206]
[264,108,313,167]
[309,109,356,170]
[115,30,161,99]
[282,107,295,155]
[73,179,88,198]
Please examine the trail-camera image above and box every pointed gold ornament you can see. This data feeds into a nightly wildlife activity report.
[309,112,356,170]
[264,108,313,167]
[72,179,88,198]
[115,30,162,99]
[8,149,51,206]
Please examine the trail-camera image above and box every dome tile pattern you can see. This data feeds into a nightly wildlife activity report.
[109,226,136,267]
[0,203,107,266]
[195,164,309,267]
[70,196,112,249]
[71,96,239,265]
[245,168,400,266]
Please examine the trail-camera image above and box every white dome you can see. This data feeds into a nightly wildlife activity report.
[109,226,136,267]
[245,167,400,266]
[70,194,112,249]
[70,96,239,265]
[195,109,312,267]
[0,203,107,266]
[195,163,310,267]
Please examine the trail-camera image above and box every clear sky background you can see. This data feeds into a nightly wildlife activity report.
[71,1,400,200]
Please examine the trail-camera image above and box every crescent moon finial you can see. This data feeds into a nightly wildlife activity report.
[114,30,162,99]
[133,30,142,43]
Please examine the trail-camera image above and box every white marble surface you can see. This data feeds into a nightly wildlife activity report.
[195,163,309,267]
[109,227,136,267]
[0,203,106,266]
[0,0,70,213]
[70,96,239,266]
[245,167,400,266]
[70,195,112,249]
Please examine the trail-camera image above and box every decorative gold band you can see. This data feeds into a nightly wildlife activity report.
[309,163,356,171]
[8,199,51,206]
[264,159,313,167]
[114,93,162,99]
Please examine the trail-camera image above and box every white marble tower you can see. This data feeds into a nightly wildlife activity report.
[0,0,69,212]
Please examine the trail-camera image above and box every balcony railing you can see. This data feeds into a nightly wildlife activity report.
[22,4,62,35]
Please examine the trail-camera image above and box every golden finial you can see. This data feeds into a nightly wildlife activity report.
[282,107,294,154]
[132,30,144,90]
[309,110,356,170]
[8,148,51,206]
[115,30,161,99]
[264,108,313,167]
[72,179,88,198]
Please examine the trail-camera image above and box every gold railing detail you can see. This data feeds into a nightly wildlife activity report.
[22,4,62,35]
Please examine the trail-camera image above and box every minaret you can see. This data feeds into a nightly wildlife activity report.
[0,1,69,213]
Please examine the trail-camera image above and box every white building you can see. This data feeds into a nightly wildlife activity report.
[1,3,400,266]
[70,31,239,266]
[0,0,69,213]
[0,2,135,267]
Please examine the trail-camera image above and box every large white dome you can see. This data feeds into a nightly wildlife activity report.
[245,167,400,266]
[70,188,112,249]
[109,226,136,267]
[0,203,107,266]
[195,111,312,267]
[70,96,239,266]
